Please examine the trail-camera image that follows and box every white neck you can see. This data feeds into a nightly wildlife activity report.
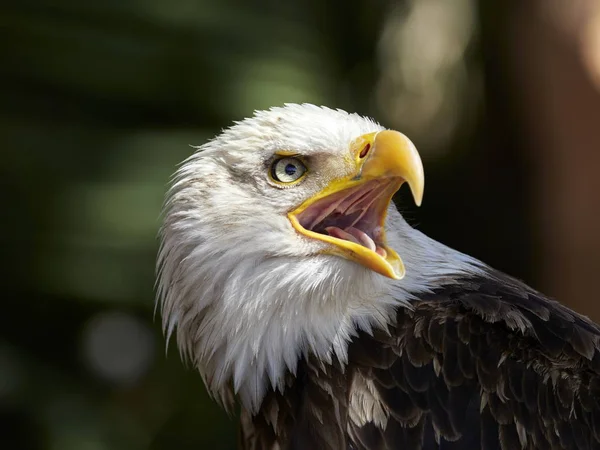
[157,205,483,413]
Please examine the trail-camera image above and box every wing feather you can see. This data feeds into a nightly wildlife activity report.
[240,271,600,449]
[348,270,600,450]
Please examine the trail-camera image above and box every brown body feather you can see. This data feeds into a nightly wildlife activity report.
[239,270,600,449]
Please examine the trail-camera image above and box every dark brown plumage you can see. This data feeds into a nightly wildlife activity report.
[239,270,600,449]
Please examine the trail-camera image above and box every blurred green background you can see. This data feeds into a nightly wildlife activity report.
[3,0,600,449]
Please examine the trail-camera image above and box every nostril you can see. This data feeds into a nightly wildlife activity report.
[359,143,370,159]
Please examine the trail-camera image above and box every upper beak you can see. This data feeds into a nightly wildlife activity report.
[351,130,424,206]
[288,130,424,279]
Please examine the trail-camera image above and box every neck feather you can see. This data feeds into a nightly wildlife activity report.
[157,206,483,413]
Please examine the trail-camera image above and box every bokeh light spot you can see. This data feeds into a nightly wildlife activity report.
[81,312,155,385]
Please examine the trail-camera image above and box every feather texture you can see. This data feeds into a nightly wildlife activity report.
[241,270,600,450]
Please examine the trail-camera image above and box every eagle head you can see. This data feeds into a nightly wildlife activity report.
[157,104,472,411]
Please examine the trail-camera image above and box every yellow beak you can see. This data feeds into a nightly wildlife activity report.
[288,130,424,279]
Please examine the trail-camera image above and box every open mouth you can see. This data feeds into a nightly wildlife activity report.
[288,178,405,279]
[294,180,396,256]
[287,129,424,279]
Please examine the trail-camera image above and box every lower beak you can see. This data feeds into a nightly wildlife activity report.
[288,130,424,279]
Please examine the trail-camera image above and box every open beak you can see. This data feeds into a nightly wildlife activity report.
[288,130,424,279]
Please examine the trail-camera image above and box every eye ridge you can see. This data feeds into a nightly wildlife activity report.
[270,156,307,184]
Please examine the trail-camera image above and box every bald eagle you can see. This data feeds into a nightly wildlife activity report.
[157,104,600,450]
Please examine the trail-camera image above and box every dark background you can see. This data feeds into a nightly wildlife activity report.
[3,0,600,449]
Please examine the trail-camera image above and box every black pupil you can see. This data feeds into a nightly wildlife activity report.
[284,163,297,176]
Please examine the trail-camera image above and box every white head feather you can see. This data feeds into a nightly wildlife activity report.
[156,104,482,413]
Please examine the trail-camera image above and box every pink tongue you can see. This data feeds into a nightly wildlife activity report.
[346,227,376,251]
[325,226,378,252]
[325,227,360,245]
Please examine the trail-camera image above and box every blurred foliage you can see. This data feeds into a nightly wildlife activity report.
[1,0,533,449]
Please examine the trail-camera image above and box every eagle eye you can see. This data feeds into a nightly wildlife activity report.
[270,157,307,184]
